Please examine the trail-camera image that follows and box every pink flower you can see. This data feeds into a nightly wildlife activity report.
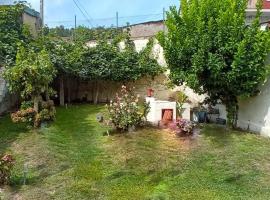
[1,154,14,163]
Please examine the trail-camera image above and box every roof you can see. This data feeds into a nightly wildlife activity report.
[24,7,40,18]
[129,20,164,27]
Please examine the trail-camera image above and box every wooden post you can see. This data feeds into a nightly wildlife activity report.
[33,96,39,113]
[67,77,71,104]
[94,81,99,105]
[59,75,65,106]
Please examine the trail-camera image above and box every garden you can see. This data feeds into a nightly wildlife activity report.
[1,105,270,200]
[1,0,270,199]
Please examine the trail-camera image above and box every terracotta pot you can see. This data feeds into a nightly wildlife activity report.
[147,88,154,97]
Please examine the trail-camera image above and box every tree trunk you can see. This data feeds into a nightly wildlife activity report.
[60,75,65,106]
[67,77,71,104]
[45,85,50,101]
[94,81,99,105]
[225,96,238,129]
[33,95,39,113]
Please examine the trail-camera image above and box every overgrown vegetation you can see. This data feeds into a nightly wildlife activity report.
[0,3,32,66]
[1,2,163,128]
[79,34,164,104]
[158,0,270,127]
[4,46,56,112]
[3,46,56,127]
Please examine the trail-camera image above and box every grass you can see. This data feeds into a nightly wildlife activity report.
[1,104,270,199]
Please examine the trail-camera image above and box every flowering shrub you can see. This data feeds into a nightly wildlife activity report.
[11,100,56,128]
[0,154,15,185]
[107,86,148,131]
[11,108,37,127]
[177,119,196,136]
[40,100,56,121]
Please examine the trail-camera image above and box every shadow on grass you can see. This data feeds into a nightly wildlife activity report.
[0,115,28,153]
[201,124,235,147]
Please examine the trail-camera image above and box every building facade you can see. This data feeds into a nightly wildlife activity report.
[22,7,41,37]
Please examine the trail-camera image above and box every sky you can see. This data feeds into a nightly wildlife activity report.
[25,0,180,28]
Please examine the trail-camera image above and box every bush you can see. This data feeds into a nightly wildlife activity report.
[107,85,149,132]
[40,100,56,121]
[11,100,56,128]
[11,108,37,128]
[20,101,34,110]
[0,154,15,186]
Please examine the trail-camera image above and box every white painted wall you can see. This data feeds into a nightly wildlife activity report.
[237,79,270,136]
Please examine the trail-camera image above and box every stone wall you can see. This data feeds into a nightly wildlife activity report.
[125,20,165,39]
[0,68,18,115]
[22,12,40,37]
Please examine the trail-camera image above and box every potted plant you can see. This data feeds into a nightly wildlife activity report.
[176,91,188,120]
[192,104,208,123]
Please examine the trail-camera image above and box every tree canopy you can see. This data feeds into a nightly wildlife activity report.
[158,0,270,126]
[4,46,56,112]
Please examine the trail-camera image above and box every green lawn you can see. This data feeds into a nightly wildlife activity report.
[1,105,270,200]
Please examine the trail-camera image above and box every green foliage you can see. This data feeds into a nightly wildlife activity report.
[81,35,164,82]
[47,25,122,43]
[0,3,32,66]
[176,92,188,117]
[35,100,56,127]
[158,0,270,127]
[4,46,56,99]
[11,100,56,128]
[20,101,34,110]
[34,36,83,76]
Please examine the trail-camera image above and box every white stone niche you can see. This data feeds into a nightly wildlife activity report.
[146,97,177,125]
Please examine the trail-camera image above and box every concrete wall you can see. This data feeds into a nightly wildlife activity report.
[22,13,40,37]
[125,21,165,39]
[237,78,270,136]
[0,68,18,115]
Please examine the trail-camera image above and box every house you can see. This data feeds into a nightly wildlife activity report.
[0,3,41,36]
[124,20,165,39]
[22,7,41,37]
[246,0,270,24]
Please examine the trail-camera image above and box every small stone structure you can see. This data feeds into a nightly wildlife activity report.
[146,97,176,125]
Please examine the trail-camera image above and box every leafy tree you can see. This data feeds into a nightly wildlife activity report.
[47,25,122,44]
[0,3,32,66]
[158,0,270,127]
[4,46,56,112]
[31,35,84,105]
[48,25,72,38]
